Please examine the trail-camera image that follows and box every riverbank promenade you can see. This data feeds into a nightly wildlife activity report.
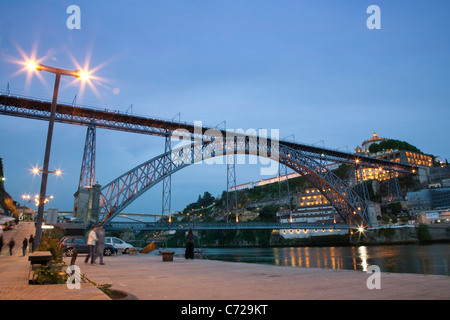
[1,222,449,300]
[0,222,109,300]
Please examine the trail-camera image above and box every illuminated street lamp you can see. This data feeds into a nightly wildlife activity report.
[21,194,32,221]
[34,193,54,206]
[25,60,91,251]
[31,166,63,177]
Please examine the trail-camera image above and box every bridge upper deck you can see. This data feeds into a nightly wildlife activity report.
[0,93,414,173]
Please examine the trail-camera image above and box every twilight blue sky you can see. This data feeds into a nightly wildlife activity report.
[0,1,449,215]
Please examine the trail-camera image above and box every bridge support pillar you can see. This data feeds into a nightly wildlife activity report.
[278,162,292,221]
[387,171,403,202]
[73,183,101,225]
[162,131,172,221]
[354,165,370,203]
[366,202,380,227]
[226,154,238,222]
[79,124,96,189]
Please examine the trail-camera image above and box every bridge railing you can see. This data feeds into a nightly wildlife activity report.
[105,221,353,231]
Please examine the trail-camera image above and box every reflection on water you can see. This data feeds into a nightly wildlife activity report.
[204,244,450,276]
[358,246,369,271]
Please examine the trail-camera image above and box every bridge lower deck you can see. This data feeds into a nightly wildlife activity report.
[103,221,354,231]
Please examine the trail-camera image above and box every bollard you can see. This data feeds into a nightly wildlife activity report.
[129,247,139,256]
[160,250,175,262]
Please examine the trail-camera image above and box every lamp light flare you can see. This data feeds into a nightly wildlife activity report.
[26,60,39,71]
[76,70,91,80]
[22,194,31,200]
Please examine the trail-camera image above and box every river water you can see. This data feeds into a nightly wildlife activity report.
[200,244,450,276]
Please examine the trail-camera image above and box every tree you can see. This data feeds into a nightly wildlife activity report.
[201,191,215,207]
[390,214,398,224]
[257,205,278,222]
[368,139,423,154]
[381,214,390,225]
[417,223,432,244]
[0,158,19,216]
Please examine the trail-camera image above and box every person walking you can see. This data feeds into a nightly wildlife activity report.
[22,237,28,256]
[85,226,97,265]
[185,229,195,260]
[96,225,105,265]
[29,235,34,253]
[8,238,15,255]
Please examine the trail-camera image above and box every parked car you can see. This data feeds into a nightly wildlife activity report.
[0,215,16,230]
[60,236,118,257]
[104,237,133,254]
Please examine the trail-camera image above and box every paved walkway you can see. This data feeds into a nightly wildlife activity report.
[0,221,35,256]
[1,222,449,300]
[0,222,109,300]
[74,252,450,300]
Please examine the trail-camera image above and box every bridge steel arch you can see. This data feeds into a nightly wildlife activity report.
[99,134,371,228]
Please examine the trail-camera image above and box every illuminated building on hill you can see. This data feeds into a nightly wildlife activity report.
[360,132,387,153]
[354,133,432,182]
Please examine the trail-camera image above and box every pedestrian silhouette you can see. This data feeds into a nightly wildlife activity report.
[85,226,97,265]
[22,238,28,256]
[185,229,195,259]
[29,235,34,253]
[8,239,15,255]
[96,225,106,265]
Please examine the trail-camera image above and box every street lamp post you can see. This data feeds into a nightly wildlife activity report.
[27,61,90,251]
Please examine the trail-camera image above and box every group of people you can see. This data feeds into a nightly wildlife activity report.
[0,233,34,256]
[84,225,106,266]
[1,225,196,261]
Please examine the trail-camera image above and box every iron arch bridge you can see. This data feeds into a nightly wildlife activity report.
[0,93,416,230]
[99,133,410,229]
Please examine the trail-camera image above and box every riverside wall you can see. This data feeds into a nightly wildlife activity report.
[159,223,450,248]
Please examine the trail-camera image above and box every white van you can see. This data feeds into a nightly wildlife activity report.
[104,237,133,254]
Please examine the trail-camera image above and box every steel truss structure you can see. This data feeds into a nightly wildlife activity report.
[387,170,403,201]
[106,221,352,232]
[278,162,292,220]
[226,154,238,222]
[0,93,417,229]
[79,124,96,188]
[354,165,370,204]
[101,135,371,228]
[0,94,415,172]
[161,130,172,219]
